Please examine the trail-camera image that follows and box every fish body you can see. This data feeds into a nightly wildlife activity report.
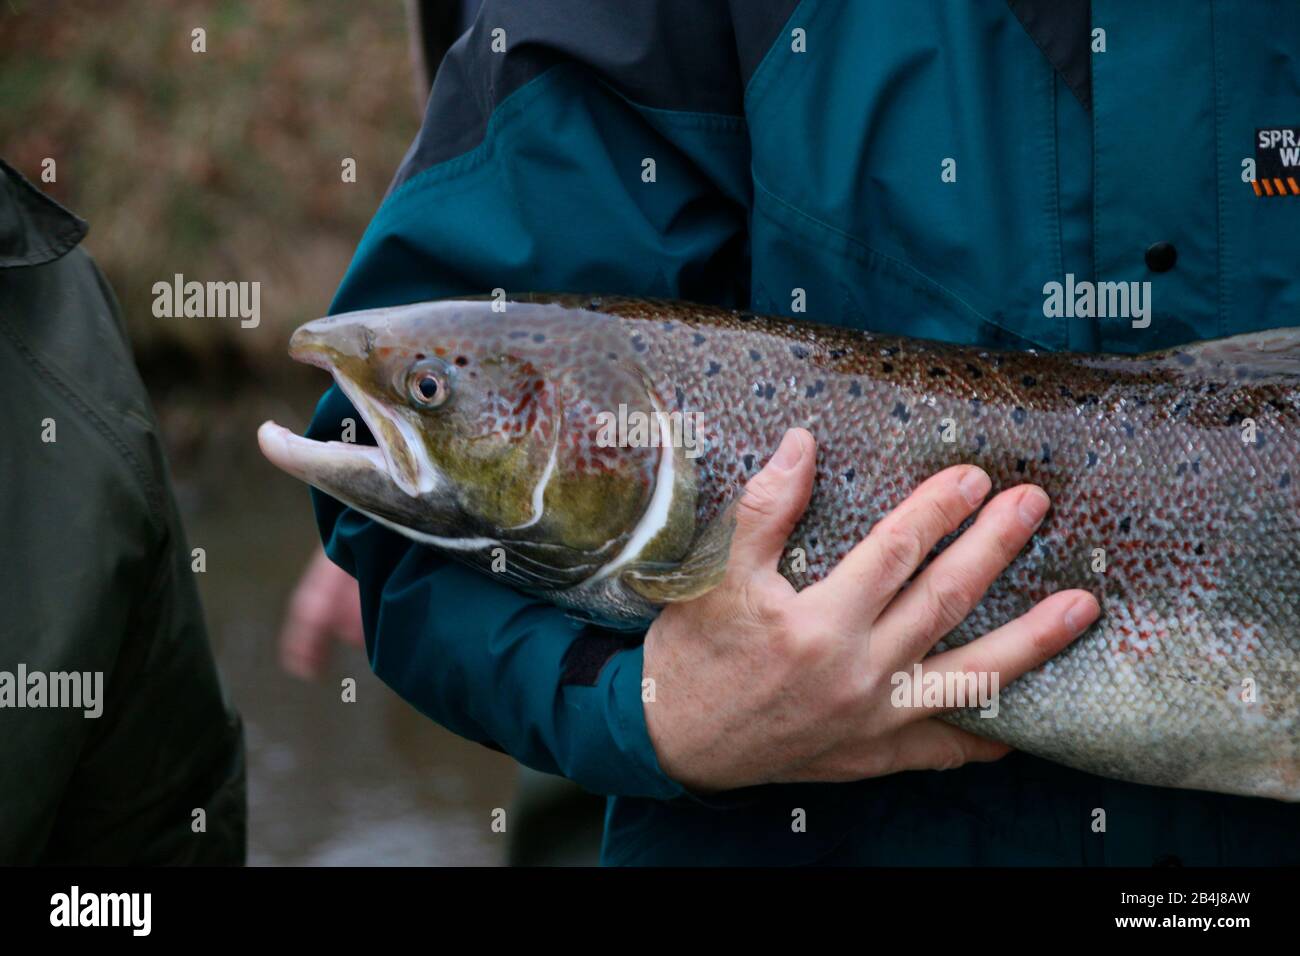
[259,295,1300,801]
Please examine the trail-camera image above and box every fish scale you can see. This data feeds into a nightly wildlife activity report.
[568,296,1300,800]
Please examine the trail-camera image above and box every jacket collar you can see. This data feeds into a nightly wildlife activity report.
[0,158,88,268]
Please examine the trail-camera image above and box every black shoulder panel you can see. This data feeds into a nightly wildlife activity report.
[391,0,802,191]
[1007,0,1093,111]
[729,0,803,92]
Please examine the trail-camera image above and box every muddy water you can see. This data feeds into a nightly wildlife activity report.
[159,380,517,865]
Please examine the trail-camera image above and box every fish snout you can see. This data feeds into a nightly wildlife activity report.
[289,317,373,370]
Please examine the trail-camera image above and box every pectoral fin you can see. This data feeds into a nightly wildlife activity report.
[621,500,738,604]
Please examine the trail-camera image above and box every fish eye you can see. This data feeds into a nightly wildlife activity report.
[406,361,449,408]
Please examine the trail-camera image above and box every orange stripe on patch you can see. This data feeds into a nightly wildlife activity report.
[1275,178,1288,195]
[1263,178,1275,195]
[1252,179,1263,196]
[1289,177,1300,195]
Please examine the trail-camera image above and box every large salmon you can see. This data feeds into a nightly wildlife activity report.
[258,295,1300,801]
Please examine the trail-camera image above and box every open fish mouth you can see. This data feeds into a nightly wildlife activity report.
[255,420,388,485]
[257,317,441,500]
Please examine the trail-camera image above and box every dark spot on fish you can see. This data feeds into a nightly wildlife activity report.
[928,366,946,378]
[750,349,761,362]
[1194,542,1205,555]
[970,398,982,415]
[1122,421,1135,437]
[1176,462,1187,475]
[1172,400,1189,416]
[532,333,546,343]
[975,434,987,451]
[882,362,894,373]
[965,363,983,379]
[1083,394,1100,405]
[1257,432,1268,449]
[706,360,721,376]
[1281,472,1293,488]
[631,335,646,352]
[881,346,899,357]
[1086,451,1098,467]
[1192,459,1201,475]
[892,402,910,422]
[1040,443,1051,464]
[806,384,818,398]
[1226,409,1248,426]
[809,537,819,549]
[843,468,856,482]
[791,345,810,360]
[830,348,846,359]
[693,333,706,346]
[455,355,468,367]
[1059,385,1075,400]
[848,381,862,397]
[1022,375,1037,387]
[743,453,754,470]
[1174,352,1196,366]
[1012,407,1027,424]
[1015,458,1027,473]
[674,386,685,408]
[1119,516,1132,533]
[764,383,776,400]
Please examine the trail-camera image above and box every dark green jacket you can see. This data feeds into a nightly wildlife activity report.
[309,0,1300,865]
[0,160,245,864]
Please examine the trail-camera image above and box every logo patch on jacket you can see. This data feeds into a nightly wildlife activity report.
[1254,127,1300,196]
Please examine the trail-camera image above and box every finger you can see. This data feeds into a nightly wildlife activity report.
[919,589,1100,701]
[279,548,348,680]
[333,580,366,647]
[279,589,335,680]
[806,464,991,624]
[726,428,816,579]
[885,720,1012,774]
[874,484,1050,664]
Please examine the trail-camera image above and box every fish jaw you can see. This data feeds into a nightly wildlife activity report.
[287,313,440,499]
[257,420,401,507]
[262,312,460,535]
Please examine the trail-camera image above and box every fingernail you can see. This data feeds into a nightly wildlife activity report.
[1018,487,1050,528]
[771,430,804,470]
[959,467,991,506]
[1064,596,1097,635]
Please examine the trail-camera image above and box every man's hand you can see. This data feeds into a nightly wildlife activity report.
[642,428,1099,792]
[278,546,365,680]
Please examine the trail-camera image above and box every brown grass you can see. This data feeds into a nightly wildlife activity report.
[0,0,419,370]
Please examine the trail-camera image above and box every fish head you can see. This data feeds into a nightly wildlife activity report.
[259,299,699,602]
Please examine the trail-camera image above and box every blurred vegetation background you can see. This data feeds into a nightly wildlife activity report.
[1,0,417,371]
[0,0,530,864]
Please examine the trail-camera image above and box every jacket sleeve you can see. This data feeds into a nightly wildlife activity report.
[307,0,754,797]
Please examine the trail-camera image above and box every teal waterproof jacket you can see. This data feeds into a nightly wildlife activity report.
[308,0,1300,865]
